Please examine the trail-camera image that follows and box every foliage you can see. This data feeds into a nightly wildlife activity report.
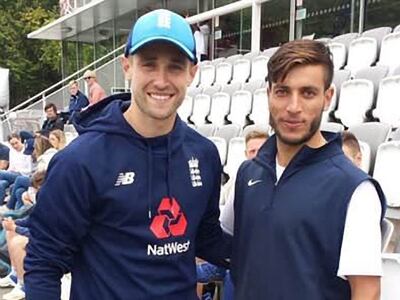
[0,0,60,108]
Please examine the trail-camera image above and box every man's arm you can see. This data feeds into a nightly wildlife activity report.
[348,276,380,300]
[91,87,105,104]
[24,150,93,299]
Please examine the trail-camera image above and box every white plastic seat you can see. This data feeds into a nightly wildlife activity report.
[381,254,400,300]
[358,140,371,174]
[242,79,265,93]
[262,47,279,57]
[199,64,216,87]
[249,88,269,126]
[231,59,251,83]
[214,124,241,145]
[190,67,200,87]
[190,94,211,125]
[208,92,231,126]
[373,141,400,207]
[328,42,347,70]
[243,51,260,60]
[320,122,345,133]
[334,79,374,127]
[372,75,400,127]
[224,137,246,177]
[221,82,242,96]
[249,55,269,82]
[215,62,233,85]
[381,218,394,252]
[228,90,253,127]
[208,136,227,165]
[177,95,193,123]
[196,124,216,137]
[225,54,243,63]
[378,32,400,73]
[346,37,378,74]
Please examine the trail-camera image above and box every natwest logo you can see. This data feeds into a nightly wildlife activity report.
[150,197,187,239]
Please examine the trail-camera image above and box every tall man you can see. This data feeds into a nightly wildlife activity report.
[232,40,385,300]
[25,9,229,299]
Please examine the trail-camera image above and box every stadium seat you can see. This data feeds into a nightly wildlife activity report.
[199,64,216,87]
[190,94,211,125]
[203,85,222,97]
[346,37,378,73]
[378,32,400,73]
[395,24,400,33]
[226,54,243,63]
[332,69,351,99]
[373,141,400,207]
[221,82,242,95]
[249,88,269,126]
[177,96,193,123]
[215,62,233,85]
[331,32,359,50]
[315,37,331,44]
[381,218,394,252]
[328,42,347,70]
[243,51,260,60]
[224,137,246,177]
[262,47,279,57]
[348,122,391,173]
[208,136,227,165]
[362,26,392,50]
[190,67,201,87]
[372,75,400,127]
[242,79,265,93]
[334,79,374,127]
[391,127,400,141]
[208,92,231,126]
[321,84,337,123]
[228,90,253,127]
[354,65,389,98]
[320,122,345,133]
[381,254,400,300]
[214,124,241,145]
[249,55,269,82]
[187,86,203,98]
[231,59,251,84]
[358,140,371,173]
[196,124,216,137]
[241,124,270,138]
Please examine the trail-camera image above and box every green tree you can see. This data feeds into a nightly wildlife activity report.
[0,0,60,108]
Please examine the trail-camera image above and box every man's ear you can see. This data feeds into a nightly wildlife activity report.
[120,55,132,81]
[323,84,335,111]
[187,64,199,86]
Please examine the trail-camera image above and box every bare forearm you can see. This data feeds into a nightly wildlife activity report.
[348,275,380,300]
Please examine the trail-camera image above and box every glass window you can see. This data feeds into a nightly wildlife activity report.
[364,0,400,31]
[261,0,290,49]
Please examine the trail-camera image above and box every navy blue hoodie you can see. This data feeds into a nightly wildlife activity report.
[231,132,385,300]
[25,94,230,299]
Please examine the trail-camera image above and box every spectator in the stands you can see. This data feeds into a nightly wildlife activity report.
[0,170,46,300]
[83,70,107,106]
[0,134,32,205]
[0,143,9,170]
[49,130,66,150]
[41,103,64,136]
[68,80,89,123]
[342,131,362,169]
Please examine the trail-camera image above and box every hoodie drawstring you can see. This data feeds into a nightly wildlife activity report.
[147,142,153,220]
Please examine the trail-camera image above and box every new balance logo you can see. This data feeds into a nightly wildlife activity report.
[115,172,135,186]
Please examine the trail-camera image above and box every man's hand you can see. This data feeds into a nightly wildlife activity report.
[2,217,16,232]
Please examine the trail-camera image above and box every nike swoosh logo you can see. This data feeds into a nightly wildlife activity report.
[248,179,262,186]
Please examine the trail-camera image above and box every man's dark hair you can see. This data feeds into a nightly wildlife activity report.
[267,40,334,90]
[44,103,57,113]
[7,133,20,142]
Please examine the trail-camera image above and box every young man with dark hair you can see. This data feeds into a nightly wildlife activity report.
[25,9,229,300]
[41,103,64,135]
[232,40,385,300]
[342,131,362,168]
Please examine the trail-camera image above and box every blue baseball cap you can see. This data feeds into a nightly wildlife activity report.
[124,9,197,64]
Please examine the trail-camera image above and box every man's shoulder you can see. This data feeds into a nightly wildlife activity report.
[184,126,218,154]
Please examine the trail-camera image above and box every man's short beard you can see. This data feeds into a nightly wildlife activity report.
[269,109,324,146]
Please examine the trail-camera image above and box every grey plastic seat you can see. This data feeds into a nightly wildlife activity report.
[214,124,241,145]
[348,122,391,173]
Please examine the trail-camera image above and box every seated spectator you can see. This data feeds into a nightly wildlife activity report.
[5,135,56,211]
[197,130,269,300]
[0,170,46,300]
[68,80,88,123]
[49,130,66,150]
[341,131,362,168]
[41,103,64,136]
[0,134,32,205]
[83,70,107,106]
[0,143,9,170]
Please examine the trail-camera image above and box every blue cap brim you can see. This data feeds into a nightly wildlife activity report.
[125,36,197,64]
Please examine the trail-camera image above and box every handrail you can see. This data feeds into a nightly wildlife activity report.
[4,44,125,118]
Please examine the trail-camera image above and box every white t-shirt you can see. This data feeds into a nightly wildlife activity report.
[193,30,206,61]
[220,161,382,278]
[8,147,32,176]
